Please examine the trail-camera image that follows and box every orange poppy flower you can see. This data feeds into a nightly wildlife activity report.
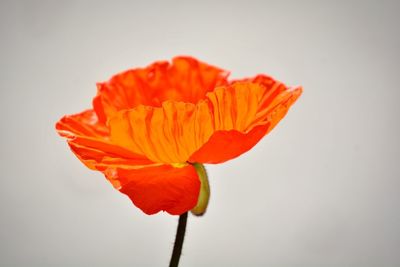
[56,56,302,215]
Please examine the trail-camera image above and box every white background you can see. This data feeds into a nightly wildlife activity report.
[1,0,399,266]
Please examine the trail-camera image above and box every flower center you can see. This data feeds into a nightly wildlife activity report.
[170,162,189,168]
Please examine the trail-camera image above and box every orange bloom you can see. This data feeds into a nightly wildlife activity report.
[56,56,302,215]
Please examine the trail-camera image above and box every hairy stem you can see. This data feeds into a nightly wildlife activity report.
[169,212,188,267]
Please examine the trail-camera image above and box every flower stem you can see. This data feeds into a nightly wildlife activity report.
[169,212,188,267]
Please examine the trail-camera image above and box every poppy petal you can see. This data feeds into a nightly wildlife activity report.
[56,110,152,171]
[190,83,302,163]
[108,101,215,164]
[67,141,156,172]
[104,164,200,215]
[94,56,229,122]
[188,125,269,164]
[56,109,108,139]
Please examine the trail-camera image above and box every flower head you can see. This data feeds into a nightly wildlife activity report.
[56,56,302,215]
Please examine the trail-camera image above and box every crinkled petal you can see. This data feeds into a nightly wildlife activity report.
[94,56,229,122]
[188,125,269,163]
[108,101,215,163]
[56,109,108,139]
[190,82,303,163]
[104,164,200,215]
[56,110,152,171]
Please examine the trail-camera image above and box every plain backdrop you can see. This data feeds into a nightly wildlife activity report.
[1,0,399,266]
